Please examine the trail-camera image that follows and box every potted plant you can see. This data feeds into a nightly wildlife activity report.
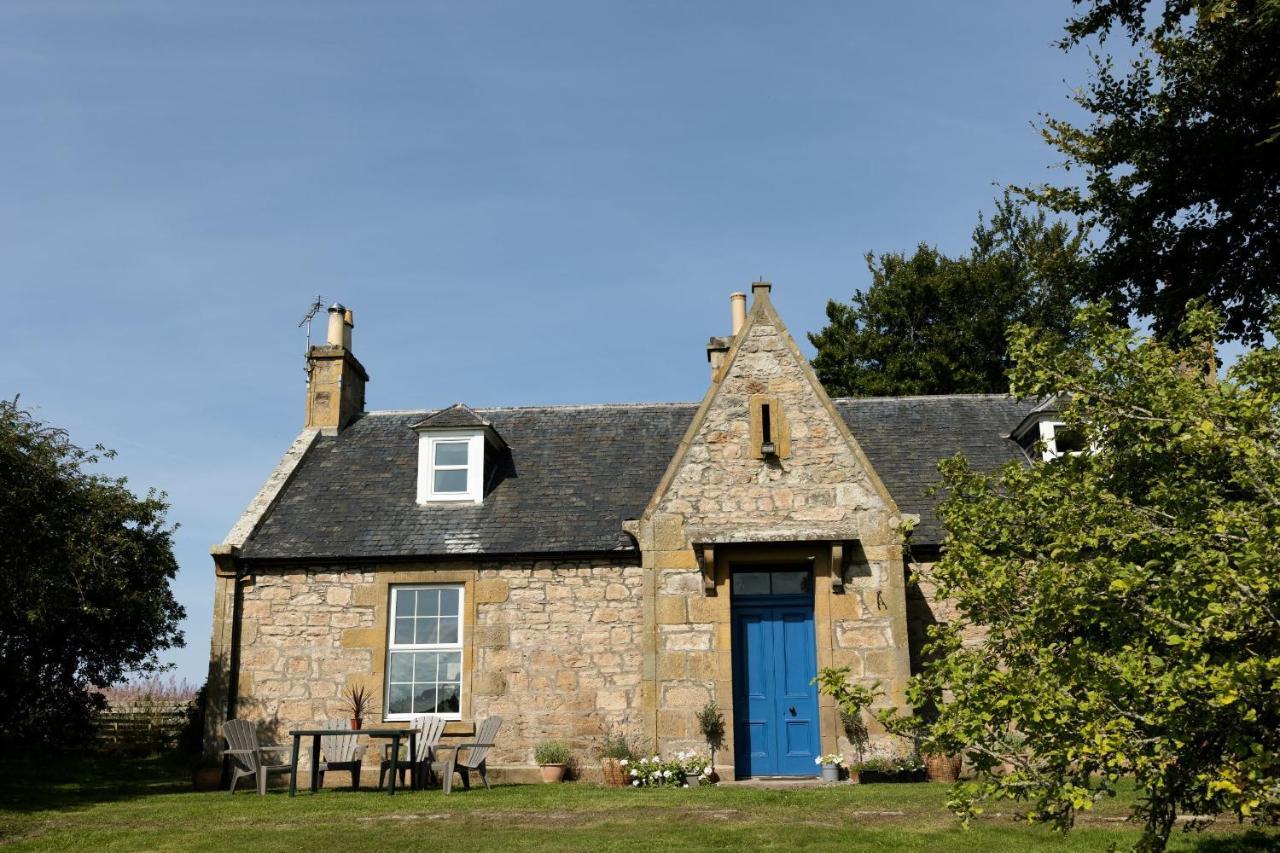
[812,667,881,777]
[535,740,571,783]
[598,730,637,787]
[815,753,845,782]
[695,702,725,784]
[342,683,377,729]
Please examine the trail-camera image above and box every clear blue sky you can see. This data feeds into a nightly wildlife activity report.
[4,1,1093,684]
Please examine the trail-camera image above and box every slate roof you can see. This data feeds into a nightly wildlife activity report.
[834,395,1035,545]
[410,403,492,430]
[239,395,1035,561]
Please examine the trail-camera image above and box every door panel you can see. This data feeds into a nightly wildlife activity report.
[732,601,819,777]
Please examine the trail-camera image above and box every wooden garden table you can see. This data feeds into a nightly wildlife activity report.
[288,727,418,796]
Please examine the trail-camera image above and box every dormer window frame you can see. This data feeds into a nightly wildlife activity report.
[416,430,486,504]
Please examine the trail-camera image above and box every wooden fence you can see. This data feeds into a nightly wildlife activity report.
[94,701,191,752]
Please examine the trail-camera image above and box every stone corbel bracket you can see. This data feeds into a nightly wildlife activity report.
[692,543,716,595]
[830,541,846,594]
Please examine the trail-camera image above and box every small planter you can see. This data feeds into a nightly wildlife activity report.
[925,753,962,783]
[820,764,840,783]
[601,758,629,787]
[848,769,861,785]
[860,769,928,784]
[350,717,362,730]
[540,763,567,783]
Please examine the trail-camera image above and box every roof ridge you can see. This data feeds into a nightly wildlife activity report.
[364,401,700,416]
[832,393,1016,403]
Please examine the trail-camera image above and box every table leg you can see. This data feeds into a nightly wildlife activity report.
[408,732,418,791]
[388,734,400,795]
[310,735,321,792]
[289,734,300,797]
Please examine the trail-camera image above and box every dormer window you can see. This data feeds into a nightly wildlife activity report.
[1010,396,1085,462]
[421,433,484,502]
[410,404,507,505]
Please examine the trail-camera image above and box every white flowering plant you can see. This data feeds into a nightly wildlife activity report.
[626,751,714,788]
[815,754,846,767]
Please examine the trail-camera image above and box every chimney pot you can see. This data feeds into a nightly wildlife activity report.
[342,308,354,350]
[730,292,747,335]
[326,303,345,346]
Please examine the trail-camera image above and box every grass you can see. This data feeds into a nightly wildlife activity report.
[1,756,1276,852]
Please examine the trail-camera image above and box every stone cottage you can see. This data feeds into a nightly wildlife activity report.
[206,283,1050,780]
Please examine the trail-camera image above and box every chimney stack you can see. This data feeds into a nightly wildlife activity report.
[730,292,747,335]
[305,302,369,431]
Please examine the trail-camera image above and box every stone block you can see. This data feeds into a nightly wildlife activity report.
[654,549,698,570]
[657,651,684,679]
[473,625,509,648]
[687,597,723,624]
[835,622,893,649]
[656,595,686,625]
[657,709,687,738]
[473,671,507,696]
[652,514,686,551]
[475,579,509,604]
[325,587,351,606]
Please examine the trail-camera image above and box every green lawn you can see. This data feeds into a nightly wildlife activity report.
[1,757,1275,852]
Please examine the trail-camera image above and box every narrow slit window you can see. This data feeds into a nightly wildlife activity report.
[761,404,772,446]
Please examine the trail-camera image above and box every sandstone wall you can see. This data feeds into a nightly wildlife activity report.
[230,557,644,768]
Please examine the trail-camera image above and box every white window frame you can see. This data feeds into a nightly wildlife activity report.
[416,431,485,504]
[384,584,465,721]
[1041,420,1088,461]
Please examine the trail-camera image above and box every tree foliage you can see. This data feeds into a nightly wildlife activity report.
[1024,0,1280,344]
[0,398,184,749]
[809,196,1086,397]
[911,304,1280,851]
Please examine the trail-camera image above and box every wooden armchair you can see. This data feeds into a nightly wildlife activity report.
[431,716,502,793]
[318,719,367,790]
[223,719,294,795]
[380,714,447,790]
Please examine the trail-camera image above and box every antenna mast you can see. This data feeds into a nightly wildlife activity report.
[298,295,325,382]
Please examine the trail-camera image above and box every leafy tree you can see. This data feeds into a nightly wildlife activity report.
[911,304,1280,851]
[1025,0,1280,344]
[0,398,184,749]
[809,196,1086,397]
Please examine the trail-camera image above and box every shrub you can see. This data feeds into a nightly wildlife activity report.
[535,741,571,765]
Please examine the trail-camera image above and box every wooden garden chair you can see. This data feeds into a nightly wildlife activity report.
[431,716,502,793]
[379,714,447,790]
[223,719,294,795]
[318,718,366,790]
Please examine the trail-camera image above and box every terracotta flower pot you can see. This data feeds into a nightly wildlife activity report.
[540,763,567,783]
[350,718,362,730]
[924,753,962,782]
[601,758,629,787]
[848,769,861,785]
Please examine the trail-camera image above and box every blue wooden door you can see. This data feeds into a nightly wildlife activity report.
[732,594,819,777]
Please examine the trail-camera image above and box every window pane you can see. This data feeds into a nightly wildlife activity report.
[395,590,415,617]
[434,469,468,493]
[734,572,770,596]
[415,617,439,645]
[437,684,460,713]
[393,616,414,645]
[412,685,438,715]
[1054,427,1086,454]
[387,683,412,715]
[414,651,439,683]
[438,618,458,644]
[416,589,440,617]
[389,651,413,682]
[434,441,469,466]
[440,652,462,682]
[438,589,459,616]
[771,571,809,595]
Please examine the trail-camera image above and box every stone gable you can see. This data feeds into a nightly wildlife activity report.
[651,297,896,544]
